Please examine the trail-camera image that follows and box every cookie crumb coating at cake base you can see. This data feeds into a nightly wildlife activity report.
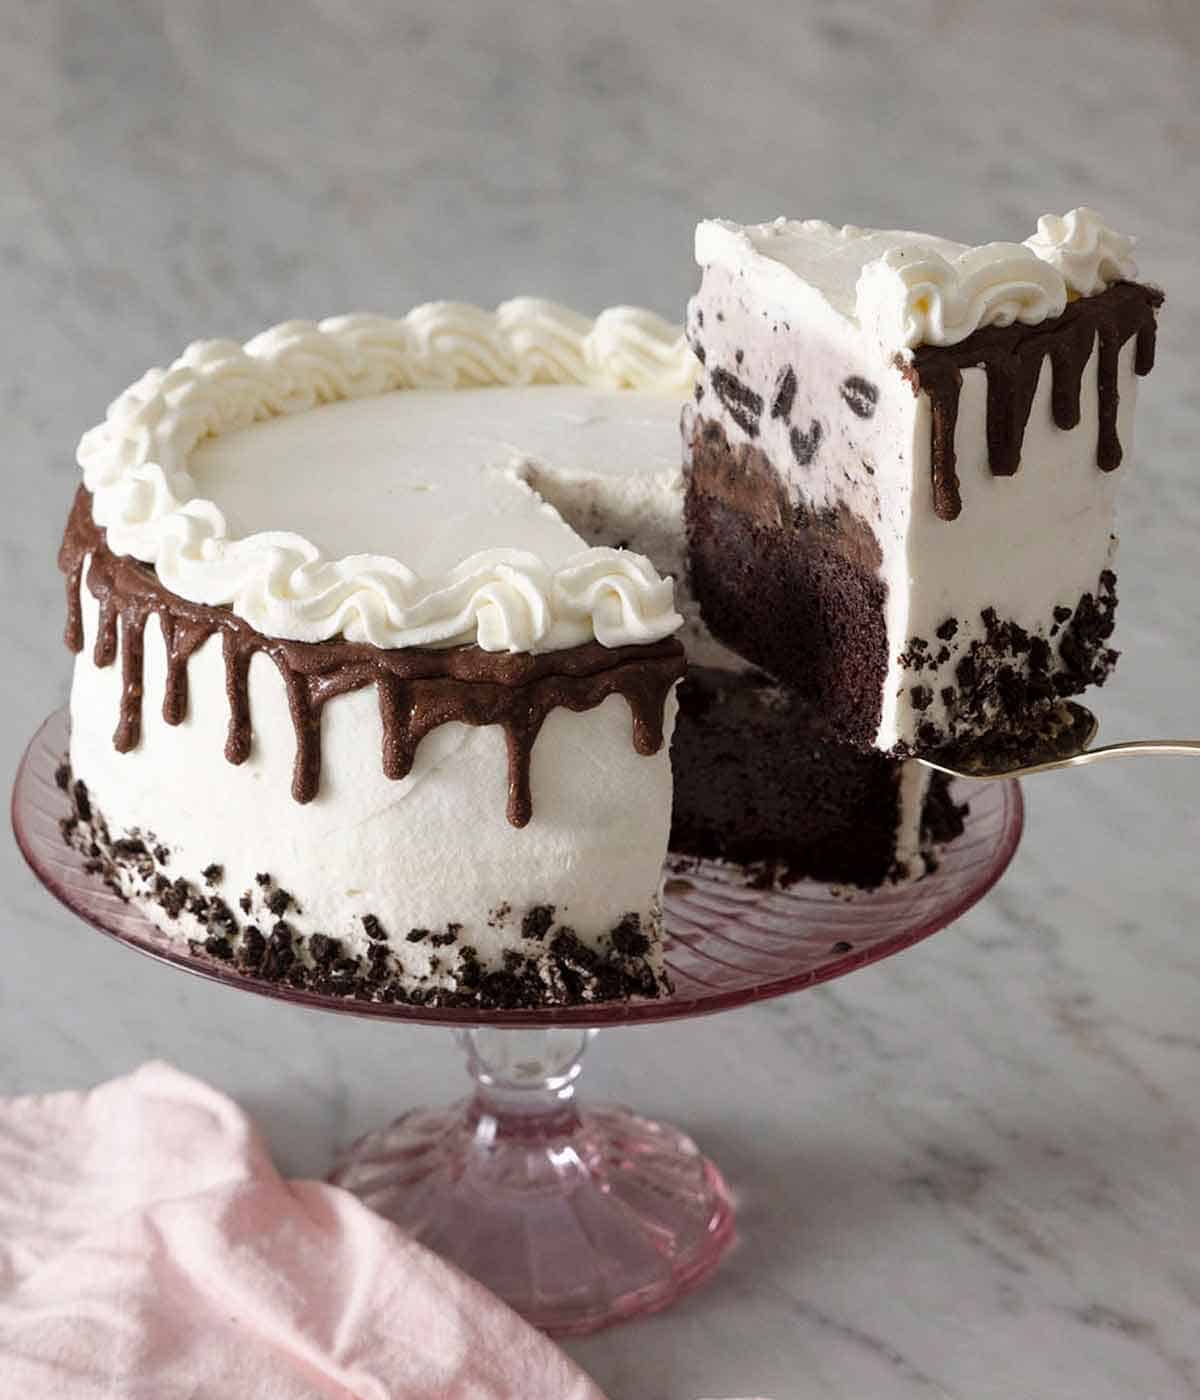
[56,767,668,1009]
[893,571,1119,752]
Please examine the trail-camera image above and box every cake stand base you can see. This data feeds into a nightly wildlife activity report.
[330,1027,734,1337]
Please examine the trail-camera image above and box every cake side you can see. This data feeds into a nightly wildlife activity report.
[685,210,1163,753]
[887,283,1158,749]
[60,299,701,1009]
[62,492,682,1008]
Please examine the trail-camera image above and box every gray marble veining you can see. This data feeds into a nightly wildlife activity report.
[2,2,1199,1397]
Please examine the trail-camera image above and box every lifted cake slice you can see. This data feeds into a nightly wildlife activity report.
[683,209,1162,753]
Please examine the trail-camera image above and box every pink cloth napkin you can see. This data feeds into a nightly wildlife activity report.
[0,1062,606,1399]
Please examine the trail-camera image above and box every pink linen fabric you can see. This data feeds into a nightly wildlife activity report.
[0,1061,605,1399]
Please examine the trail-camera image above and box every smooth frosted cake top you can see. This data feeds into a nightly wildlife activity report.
[77,300,696,653]
[694,207,1138,353]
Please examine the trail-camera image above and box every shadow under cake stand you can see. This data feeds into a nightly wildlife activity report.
[14,709,1024,1337]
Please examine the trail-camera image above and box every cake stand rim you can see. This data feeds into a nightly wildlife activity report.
[13,707,1024,1030]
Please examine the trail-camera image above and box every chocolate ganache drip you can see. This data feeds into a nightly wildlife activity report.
[59,489,684,827]
[902,281,1163,522]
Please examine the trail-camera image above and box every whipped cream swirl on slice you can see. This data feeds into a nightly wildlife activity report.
[856,241,1068,350]
[850,207,1139,349]
[1022,206,1138,297]
[78,300,694,653]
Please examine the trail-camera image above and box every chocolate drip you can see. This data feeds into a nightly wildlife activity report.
[915,359,964,521]
[114,605,148,751]
[222,632,253,764]
[281,670,316,803]
[1046,318,1091,431]
[161,616,211,727]
[59,490,685,825]
[904,281,1163,521]
[503,707,546,828]
[62,560,84,653]
[1134,318,1157,377]
[90,551,120,669]
[376,673,412,781]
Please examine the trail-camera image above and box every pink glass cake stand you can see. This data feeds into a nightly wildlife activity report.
[14,709,1023,1336]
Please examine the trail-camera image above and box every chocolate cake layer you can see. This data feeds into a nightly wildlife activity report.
[684,418,889,747]
[669,667,966,887]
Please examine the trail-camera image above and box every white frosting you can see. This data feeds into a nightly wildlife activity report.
[854,241,1067,350]
[893,760,935,877]
[78,300,696,653]
[884,341,1137,750]
[1022,206,1138,297]
[69,590,675,990]
[694,208,1138,352]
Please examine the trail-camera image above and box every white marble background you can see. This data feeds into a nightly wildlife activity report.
[3,2,1199,1397]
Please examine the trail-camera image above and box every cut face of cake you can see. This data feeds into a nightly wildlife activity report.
[684,208,1163,753]
[61,301,695,1008]
[669,668,966,888]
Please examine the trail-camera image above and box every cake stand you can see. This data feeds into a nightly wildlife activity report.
[13,709,1023,1336]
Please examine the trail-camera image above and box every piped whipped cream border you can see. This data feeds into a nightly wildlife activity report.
[697,207,1139,351]
[78,299,697,653]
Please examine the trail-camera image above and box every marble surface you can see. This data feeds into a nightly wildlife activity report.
[3,2,1199,1396]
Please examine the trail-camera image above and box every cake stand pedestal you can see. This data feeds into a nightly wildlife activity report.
[330,1025,735,1336]
[13,710,1023,1336]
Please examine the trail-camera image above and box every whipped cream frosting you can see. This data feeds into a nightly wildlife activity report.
[1022,207,1139,297]
[694,207,1139,352]
[77,300,696,653]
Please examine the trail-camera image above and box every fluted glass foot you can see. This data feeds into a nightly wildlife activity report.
[329,1028,735,1335]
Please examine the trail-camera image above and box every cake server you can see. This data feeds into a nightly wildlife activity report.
[919,703,1200,781]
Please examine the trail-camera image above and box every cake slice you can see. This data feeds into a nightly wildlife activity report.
[683,209,1163,753]
[60,301,694,1008]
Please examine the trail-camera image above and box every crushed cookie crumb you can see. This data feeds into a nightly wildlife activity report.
[522,905,555,941]
[266,888,292,917]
